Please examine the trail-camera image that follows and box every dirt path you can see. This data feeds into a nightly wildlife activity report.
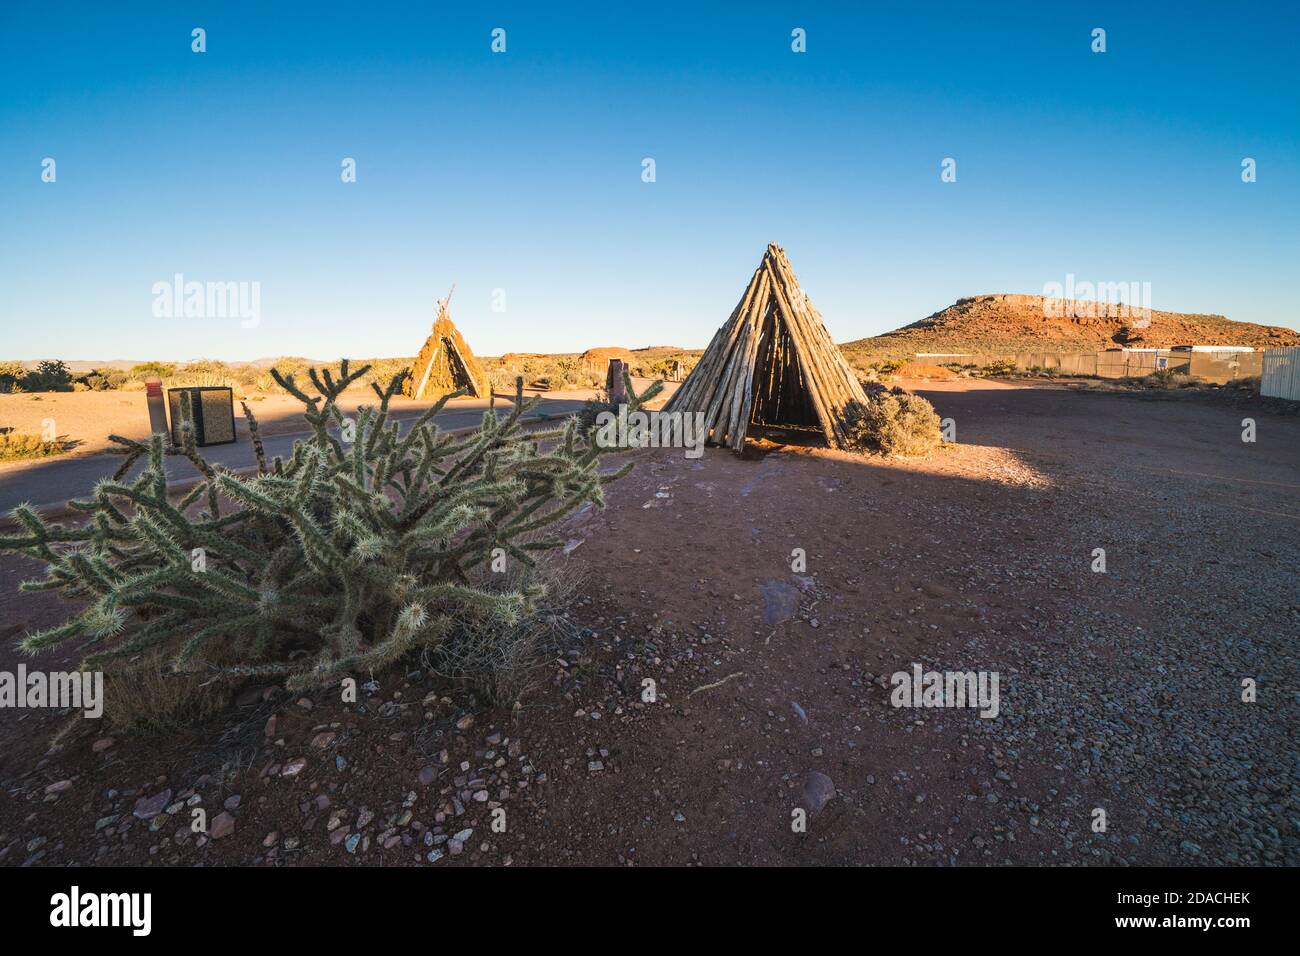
[1,380,1295,867]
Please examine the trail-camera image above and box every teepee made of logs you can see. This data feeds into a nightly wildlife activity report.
[663,243,869,451]
[404,292,488,401]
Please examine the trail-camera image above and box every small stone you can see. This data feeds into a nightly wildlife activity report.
[44,780,73,796]
[455,714,474,731]
[224,794,241,811]
[418,766,437,786]
[281,758,308,777]
[311,731,337,749]
[133,789,173,820]
[210,812,236,840]
[345,833,360,854]
[263,831,279,848]
[801,771,835,815]
[92,737,116,753]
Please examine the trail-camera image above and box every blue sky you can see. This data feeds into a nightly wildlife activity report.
[1,1,1296,362]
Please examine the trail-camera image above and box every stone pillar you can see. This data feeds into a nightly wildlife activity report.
[606,359,628,404]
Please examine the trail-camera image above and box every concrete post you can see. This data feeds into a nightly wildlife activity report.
[145,376,169,438]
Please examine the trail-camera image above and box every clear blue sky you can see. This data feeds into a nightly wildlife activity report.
[2,1,1296,362]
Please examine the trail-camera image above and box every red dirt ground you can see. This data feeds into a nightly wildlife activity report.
[2,379,1296,867]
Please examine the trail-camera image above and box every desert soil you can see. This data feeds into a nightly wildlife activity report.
[1,379,1296,867]
[0,385,623,461]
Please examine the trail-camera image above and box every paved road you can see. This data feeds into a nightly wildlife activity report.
[0,396,589,515]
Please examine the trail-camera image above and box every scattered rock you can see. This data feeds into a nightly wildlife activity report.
[801,771,835,815]
[133,789,173,820]
[210,812,236,840]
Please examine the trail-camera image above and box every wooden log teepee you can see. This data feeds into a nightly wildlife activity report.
[663,243,869,451]
[404,289,489,401]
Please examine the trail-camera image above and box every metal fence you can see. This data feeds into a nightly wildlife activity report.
[1262,348,1300,401]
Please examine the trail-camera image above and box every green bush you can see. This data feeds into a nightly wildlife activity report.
[844,390,943,457]
[22,360,73,392]
[0,361,660,699]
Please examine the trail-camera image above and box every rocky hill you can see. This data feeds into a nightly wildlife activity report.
[842,294,1300,361]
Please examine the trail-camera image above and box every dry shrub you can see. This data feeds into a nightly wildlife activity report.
[425,554,585,709]
[101,648,233,734]
[1138,368,1193,389]
[0,430,66,461]
[844,390,943,457]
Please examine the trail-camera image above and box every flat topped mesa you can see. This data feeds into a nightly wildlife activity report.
[404,292,488,401]
[664,242,868,451]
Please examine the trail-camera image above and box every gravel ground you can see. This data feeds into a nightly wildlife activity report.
[1,379,1295,866]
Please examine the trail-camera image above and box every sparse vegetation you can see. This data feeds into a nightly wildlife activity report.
[843,389,943,457]
[0,361,651,721]
[427,555,585,708]
[0,430,66,461]
[4,360,75,393]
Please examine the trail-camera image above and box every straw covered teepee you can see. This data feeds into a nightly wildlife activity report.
[404,290,489,401]
[663,243,869,451]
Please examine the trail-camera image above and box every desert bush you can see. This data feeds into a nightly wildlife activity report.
[486,365,521,393]
[0,361,657,703]
[1139,368,1193,389]
[0,362,27,393]
[22,360,73,392]
[0,430,66,462]
[844,390,943,457]
[169,361,238,389]
[128,362,176,381]
[979,360,1017,377]
[545,356,585,391]
[78,368,129,391]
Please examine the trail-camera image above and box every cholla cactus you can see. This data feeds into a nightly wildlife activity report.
[1,361,661,691]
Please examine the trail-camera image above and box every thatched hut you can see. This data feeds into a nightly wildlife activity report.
[404,297,488,401]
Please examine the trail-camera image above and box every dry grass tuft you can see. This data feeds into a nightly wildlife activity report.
[100,649,234,735]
